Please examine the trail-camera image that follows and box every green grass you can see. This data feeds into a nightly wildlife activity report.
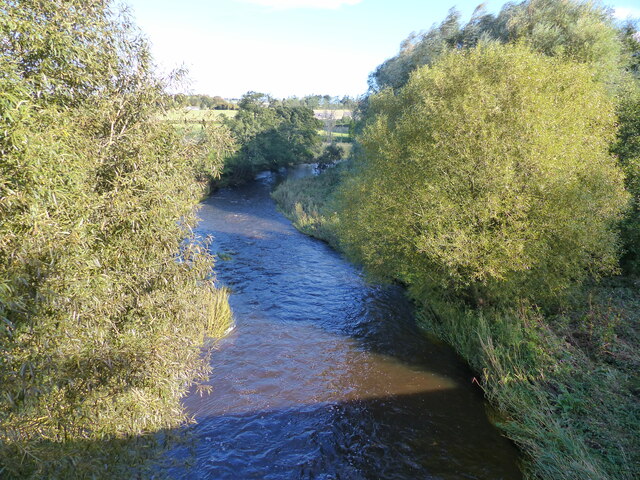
[317,130,351,140]
[272,164,640,480]
[416,283,639,480]
[160,108,238,123]
[271,163,347,249]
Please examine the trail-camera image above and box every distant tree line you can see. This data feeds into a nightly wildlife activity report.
[170,93,238,110]
[167,93,358,111]
[281,94,358,110]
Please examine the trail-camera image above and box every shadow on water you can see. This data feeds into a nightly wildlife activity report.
[169,390,520,480]
[164,168,523,479]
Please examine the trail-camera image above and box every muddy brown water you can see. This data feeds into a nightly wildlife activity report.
[167,167,522,479]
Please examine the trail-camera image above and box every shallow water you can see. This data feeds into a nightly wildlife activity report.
[168,169,522,479]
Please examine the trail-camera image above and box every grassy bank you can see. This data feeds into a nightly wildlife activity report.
[272,166,640,480]
[271,163,347,248]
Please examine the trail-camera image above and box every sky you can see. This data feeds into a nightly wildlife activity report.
[125,0,640,99]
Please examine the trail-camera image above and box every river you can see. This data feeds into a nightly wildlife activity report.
[167,168,522,479]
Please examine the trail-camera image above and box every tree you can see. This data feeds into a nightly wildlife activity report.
[317,143,344,170]
[222,93,321,184]
[338,43,628,307]
[0,0,234,475]
[369,0,622,92]
[611,77,640,273]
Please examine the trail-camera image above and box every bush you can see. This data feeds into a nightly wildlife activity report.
[337,43,629,307]
[221,92,321,185]
[316,143,344,170]
[0,1,233,476]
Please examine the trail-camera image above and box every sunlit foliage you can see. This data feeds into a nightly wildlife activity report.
[370,0,622,92]
[339,44,628,307]
[0,0,234,476]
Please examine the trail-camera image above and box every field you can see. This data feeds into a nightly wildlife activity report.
[313,109,352,120]
[158,108,237,135]
[160,108,238,124]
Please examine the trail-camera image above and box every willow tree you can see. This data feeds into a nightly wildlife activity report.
[338,43,628,307]
[0,1,233,476]
[370,0,622,92]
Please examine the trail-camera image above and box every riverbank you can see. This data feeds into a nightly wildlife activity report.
[272,165,640,480]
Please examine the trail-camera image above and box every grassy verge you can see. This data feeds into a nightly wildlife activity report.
[418,285,639,479]
[271,163,347,248]
[272,165,640,480]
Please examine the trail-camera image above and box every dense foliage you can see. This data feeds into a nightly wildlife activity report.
[370,0,622,92]
[271,3,640,479]
[340,43,628,307]
[316,143,344,170]
[367,0,640,275]
[0,1,233,476]
[221,92,321,184]
[612,79,640,272]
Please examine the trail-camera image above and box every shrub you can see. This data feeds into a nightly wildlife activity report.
[337,43,629,307]
[0,1,233,476]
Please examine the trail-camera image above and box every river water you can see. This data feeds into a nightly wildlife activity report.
[168,168,522,479]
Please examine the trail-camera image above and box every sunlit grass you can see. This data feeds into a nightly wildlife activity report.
[206,287,234,339]
[159,108,237,124]
[271,163,347,248]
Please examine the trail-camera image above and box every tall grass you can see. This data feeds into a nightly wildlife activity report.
[271,163,347,248]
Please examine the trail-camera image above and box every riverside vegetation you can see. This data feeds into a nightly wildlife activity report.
[272,2,640,479]
[218,92,322,186]
[3,0,640,478]
[0,1,235,477]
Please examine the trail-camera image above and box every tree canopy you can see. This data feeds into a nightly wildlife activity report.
[0,0,233,475]
[221,92,321,184]
[339,43,629,307]
[369,0,623,92]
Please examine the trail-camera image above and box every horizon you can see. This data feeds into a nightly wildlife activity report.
[126,0,640,99]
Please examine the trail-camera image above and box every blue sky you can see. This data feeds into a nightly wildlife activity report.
[125,0,640,99]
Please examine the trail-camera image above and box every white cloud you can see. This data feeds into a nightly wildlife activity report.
[237,0,363,9]
[613,7,640,20]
